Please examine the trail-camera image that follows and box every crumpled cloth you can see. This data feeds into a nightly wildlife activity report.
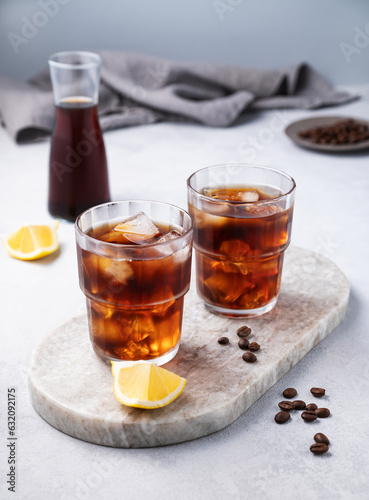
[0,51,357,144]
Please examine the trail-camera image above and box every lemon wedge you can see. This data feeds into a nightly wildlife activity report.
[3,221,59,260]
[112,361,186,409]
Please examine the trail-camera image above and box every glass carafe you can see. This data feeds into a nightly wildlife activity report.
[48,51,110,222]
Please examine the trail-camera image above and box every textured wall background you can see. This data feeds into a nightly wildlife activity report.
[0,0,368,83]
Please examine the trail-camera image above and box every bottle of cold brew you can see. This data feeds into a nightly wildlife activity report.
[48,51,110,222]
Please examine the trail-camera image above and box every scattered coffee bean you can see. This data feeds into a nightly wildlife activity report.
[237,326,252,338]
[218,336,229,345]
[278,401,295,411]
[314,433,330,446]
[310,387,325,398]
[306,403,318,412]
[238,338,250,350]
[283,388,297,399]
[293,400,306,410]
[310,443,329,455]
[274,411,290,424]
[301,411,318,422]
[275,388,332,457]
[248,342,260,352]
[242,352,257,363]
[315,408,330,418]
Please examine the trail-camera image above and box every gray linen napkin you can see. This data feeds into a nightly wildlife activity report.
[0,51,357,144]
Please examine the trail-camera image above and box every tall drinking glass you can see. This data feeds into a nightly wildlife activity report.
[48,51,110,222]
[75,201,193,365]
[187,164,296,317]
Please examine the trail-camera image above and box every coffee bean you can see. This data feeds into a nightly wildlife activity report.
[293,400,306,410]
[314,433,330,445]
[238,338,250,350]
[315,408,330,418]
[274,411,290,424]
[248,342,260,352]
[237,326,251,338]
[306,403,318,412]
[298,119,369,146]
[283,388,297,399]
[278,401,295,411]
[301,411,318,422]
[242,352,257,363]
[310,443,329,455]
[310,387,325,397]
[218,336,229,345]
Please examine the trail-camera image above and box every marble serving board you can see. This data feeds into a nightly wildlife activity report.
[29,247,349,448]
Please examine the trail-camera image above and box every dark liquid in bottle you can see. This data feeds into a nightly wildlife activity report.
[48,97,110,222]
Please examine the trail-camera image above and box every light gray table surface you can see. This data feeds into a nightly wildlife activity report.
[1,85,368,500]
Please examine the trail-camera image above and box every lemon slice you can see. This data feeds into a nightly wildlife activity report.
[112,361,186,409]
[3,221,59,260]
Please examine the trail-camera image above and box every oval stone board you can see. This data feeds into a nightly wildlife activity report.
[29,247,350,448]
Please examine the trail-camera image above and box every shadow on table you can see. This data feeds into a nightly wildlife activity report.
[26,244,63,265]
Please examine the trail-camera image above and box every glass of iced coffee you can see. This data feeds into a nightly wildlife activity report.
[187,164,296,318]
[75,201,193,364]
